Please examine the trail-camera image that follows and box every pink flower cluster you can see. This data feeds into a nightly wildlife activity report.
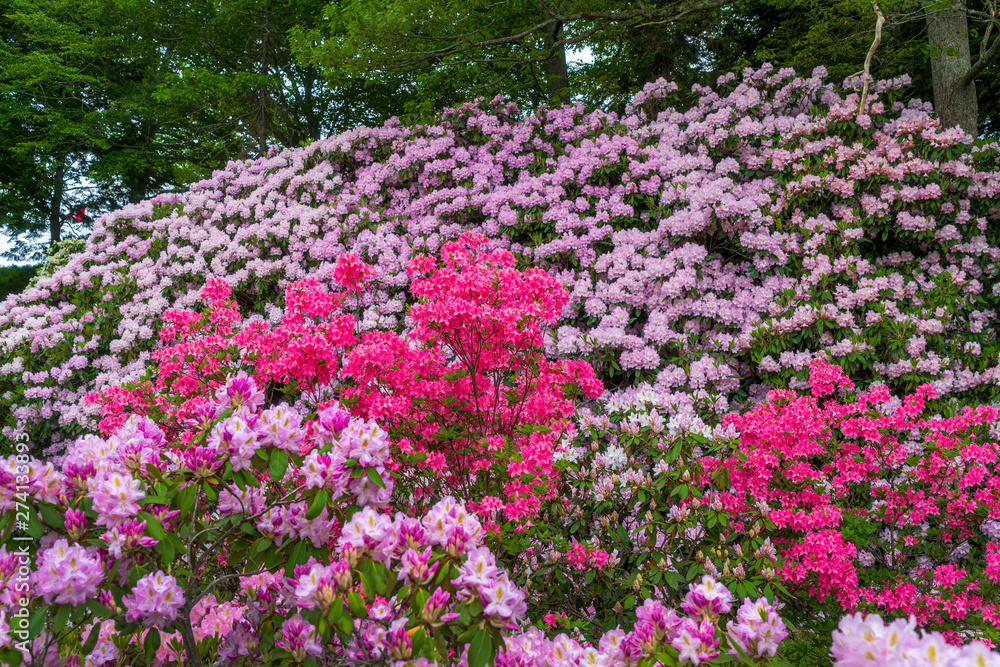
[500,577,786,667]
[33,539,104,606]
[726,598,788,660]
[831,613,1000,666]
[123,570,185,628]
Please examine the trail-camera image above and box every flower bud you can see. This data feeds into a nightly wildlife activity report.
[64,508,88,542]
[331,561,353,592]
[421,588,458,628]
[387,625,413,661]
[342,543,361,568]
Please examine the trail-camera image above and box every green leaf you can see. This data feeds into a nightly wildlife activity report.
[338,615,354,634]
[255,538,273,553]
[366,467,386,489]
[468,628,493,667]
[0,648,24,666]
[360,568,382,597]
[156,536,176,564]
[26,509,44,538]
[384,568,399,598]
[203,481,219,502]
[347,591,368,618]
[144,628,161,662]
[177,484,197,514]
[28,606,48,638]
[306,489,328,520]
[39,504,66,529]
[285,541,308,574]
[138,511,166,540]
[270,449,289,482]
[86,598,112,618]
[52,604,70,632]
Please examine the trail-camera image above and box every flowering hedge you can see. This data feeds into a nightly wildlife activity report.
[3,65,1000,456]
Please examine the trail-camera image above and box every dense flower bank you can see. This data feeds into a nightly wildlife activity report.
[0,375,533,666]
[0,249,795,667]
[5,65,1000,666]
[3,65,1000,455]
[4,244,1000,665]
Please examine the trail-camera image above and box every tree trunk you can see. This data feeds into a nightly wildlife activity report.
[543,21,569,105]
[48,159,65,245]
[304,66,320,141]
[255,15,272,155]
[925,0,979,135]
[177,599,204,667]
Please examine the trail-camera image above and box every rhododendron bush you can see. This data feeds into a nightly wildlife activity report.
[502,387,783,633]
[3,65,1000,454]
[1,380,532,667]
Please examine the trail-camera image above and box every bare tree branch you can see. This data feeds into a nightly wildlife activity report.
[965,8,1000,85]
[980,0,996,57]
[367,0,730,70]
[860,1,885,112]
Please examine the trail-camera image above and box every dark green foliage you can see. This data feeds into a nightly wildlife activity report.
[0,265,38,301]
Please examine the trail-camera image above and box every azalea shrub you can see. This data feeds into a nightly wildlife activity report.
[3,66,1000,456]
[488,359,1000,663]
[340,233,602,522]
[90,234,601,527]
[716,359,1000,648]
